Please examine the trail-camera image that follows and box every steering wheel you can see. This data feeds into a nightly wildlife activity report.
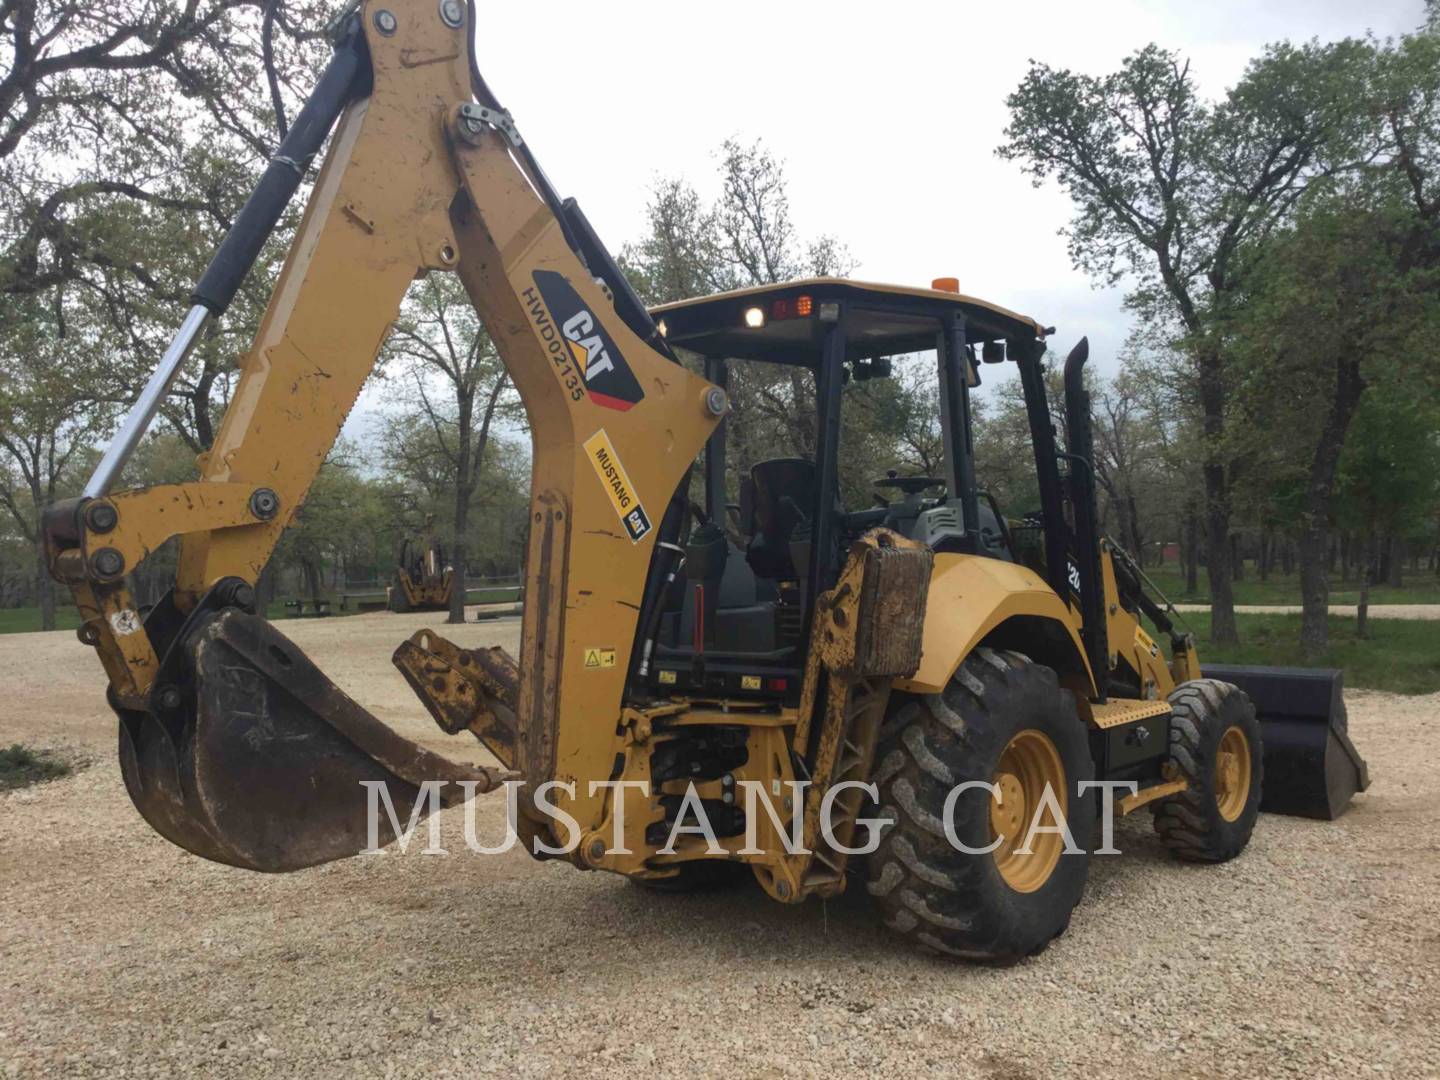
[874,471,946,495]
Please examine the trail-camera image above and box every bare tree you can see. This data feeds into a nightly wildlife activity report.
[621,178,730,305]
[383,274,515,624]
[2,0,335,459]
[2,0,332,292]
[1091,373,1162,564]
[625,138,854,505]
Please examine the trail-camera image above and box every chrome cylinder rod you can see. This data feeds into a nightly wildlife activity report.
[83,303,210,498]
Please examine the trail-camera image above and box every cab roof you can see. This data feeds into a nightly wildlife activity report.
[649,277,1048,366]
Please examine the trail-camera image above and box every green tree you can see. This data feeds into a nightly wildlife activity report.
[1337,387,1440,636]
[271,449,383,603]
[1222,16,1440,655]
[0,294,110,627]
[999,40,1371,643]
[1227,193,1438,653]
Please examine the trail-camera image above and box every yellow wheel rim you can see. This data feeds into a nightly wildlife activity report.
[989,730,1067,893]
[1214,725,1252,822]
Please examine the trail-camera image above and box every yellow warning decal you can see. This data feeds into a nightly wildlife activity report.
[740,675,762,690]
[657,670,677,685]
[583,647,617,669]
[583,428,652,543]
[1135,625,1158,658]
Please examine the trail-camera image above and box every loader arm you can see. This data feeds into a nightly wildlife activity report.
[43,0,722,868]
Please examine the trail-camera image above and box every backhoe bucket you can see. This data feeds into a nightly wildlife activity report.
[116,608,506,872]
[1201,664,1369,820]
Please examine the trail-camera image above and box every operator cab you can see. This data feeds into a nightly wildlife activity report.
[640,278,1050,703]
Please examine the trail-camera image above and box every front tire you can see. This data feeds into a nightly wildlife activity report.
[1153,679,1263,863]
[868,648,1095,963]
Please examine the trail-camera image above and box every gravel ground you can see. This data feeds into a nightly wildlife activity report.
[1,610,1436,1078]
[1173,603,1440,620]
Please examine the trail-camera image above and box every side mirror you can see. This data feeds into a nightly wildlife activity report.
[872,356,893,378]
[982,341,1005,364]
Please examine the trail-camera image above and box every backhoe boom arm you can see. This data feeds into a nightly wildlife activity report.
[44,0,722,869]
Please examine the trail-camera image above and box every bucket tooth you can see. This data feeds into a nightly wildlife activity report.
[116,608,506,872]
[1202,664,1370,820]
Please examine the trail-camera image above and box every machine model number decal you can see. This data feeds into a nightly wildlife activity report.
[524,269,645,412]
[583,428,652,542]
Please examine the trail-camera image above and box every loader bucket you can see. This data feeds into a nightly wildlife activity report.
[116,607,506,872]
[1201,664,1370,820]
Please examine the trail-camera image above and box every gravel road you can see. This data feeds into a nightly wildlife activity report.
[1,611,1436,1077]
[1173,603,1440,620]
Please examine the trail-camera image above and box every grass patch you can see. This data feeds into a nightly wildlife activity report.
[0,744,73,792]
[1143,562,1440,606]
[0,607,82,635]
[1176,611,1440,695]
[464,586,521,604]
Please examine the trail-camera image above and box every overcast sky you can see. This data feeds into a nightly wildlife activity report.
[345,0,1427,440]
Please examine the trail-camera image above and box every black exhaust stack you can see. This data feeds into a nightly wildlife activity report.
[1061,338,1109,695]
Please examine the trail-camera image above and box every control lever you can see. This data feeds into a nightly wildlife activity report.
[685,521,728,655]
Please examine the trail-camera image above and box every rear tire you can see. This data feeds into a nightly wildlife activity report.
[1153,679,1263,863]
[867,648,1094,964]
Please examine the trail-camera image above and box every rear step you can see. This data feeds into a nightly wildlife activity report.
[117,608,508,872]
[1202,664,1370,820]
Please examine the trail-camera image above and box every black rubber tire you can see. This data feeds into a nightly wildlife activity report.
[1153,679,1263,863]
[629,860,749,894]
[387,582,408,614]
[867,647,1095,964]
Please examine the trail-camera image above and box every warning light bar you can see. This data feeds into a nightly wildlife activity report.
[770,294,813,321]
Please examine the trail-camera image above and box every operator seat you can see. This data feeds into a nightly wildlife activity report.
[745,458,815,580]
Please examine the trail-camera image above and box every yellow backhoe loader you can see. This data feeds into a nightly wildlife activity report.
[44,0,1368,961]
[388,517,454,613]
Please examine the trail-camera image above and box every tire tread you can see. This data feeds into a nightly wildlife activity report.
[1153,678,1263,864]
[868,649,1092,964]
